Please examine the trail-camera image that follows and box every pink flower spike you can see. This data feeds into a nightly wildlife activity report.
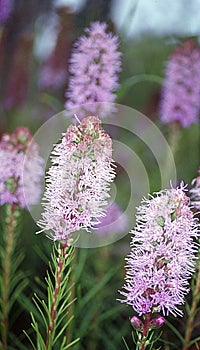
[37,116,116,242]
[0,127,44,208]
[119,184,199,317]
[65,21,121,118]
[159,40,200,128]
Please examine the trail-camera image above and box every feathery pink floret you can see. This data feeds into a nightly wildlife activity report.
[37,116,116,242]
[0,0,13,24]
[65,21,121,118]
[119,184,199,317]
[160,40,200,127]
[190,168,200,210]
[0,127,44,208]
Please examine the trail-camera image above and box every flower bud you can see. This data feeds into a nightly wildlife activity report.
[130,316,144,331]
[150,316,165,328]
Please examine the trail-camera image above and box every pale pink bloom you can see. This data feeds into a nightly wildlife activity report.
[65,22,121,118]
[0,127,44,208]
[37,116,115,242]
[119,184,199,317]
[160,40,200,127]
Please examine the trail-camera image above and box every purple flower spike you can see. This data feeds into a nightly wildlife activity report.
[160,40,200,128]
[0,0,13,25]
[37,116,116,242]
[0,127,44,208]
[65,21,121,118]
[119,184,199,317]
[190,168,200,210]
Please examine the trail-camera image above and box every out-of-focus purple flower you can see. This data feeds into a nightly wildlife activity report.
[159,40,200,128]
[0,0,13,25]
[37,116,116,242]
[190,168,200,210]
[39,66,67,90]
[93,202,128,236]
[119,184,199,317]
[65,21,121,118]
[0,127,44,208]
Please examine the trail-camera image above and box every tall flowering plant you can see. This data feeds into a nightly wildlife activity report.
[26,116,116,349]
[0,127,44,207]
[119,185,199,350]
[65,21,121,118]
[158,41,200,184]
[0,127,44,350]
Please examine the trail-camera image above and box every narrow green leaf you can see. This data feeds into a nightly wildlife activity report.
[164,319,184,344]
[122,336,130,350]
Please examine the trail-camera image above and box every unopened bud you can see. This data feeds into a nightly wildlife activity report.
[150,316,165,328]
[130,316,144,331]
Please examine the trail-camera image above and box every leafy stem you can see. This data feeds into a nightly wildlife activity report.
[26,242,79,350]
[45,243,68,349]
[139,313,152,350]
[182,262,200,350]
[1,204,18,350]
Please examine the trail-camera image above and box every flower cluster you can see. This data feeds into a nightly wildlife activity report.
[119,185,199,317]
[190,169,200,210]
[159,40,200,128]
[0,127,44,208]
[37,116,116,242]
[0,0,13,25]
[65,21,121,118]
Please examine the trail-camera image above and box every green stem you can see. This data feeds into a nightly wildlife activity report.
[139,314,152,350]
[163,123,180,186]
[1,204,17,350]
[182,263,200,350]
[65,247,77,346]
[45,243,68,350]
[117,74,163,100]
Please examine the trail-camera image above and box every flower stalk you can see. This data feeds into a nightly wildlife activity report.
[140,314,152,350]
[182,262,200,350]
[45,243,68,350]
[1,204,19,350]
